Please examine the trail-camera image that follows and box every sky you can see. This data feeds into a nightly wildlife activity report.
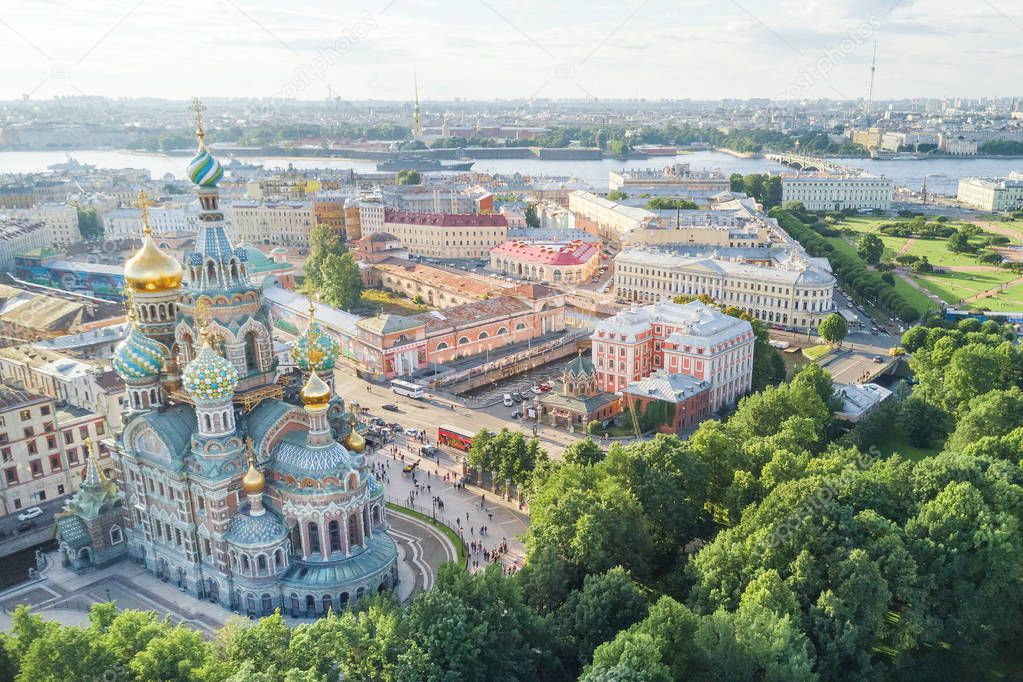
[1,0,1021,103]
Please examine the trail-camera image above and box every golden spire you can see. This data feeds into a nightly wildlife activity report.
[191,97,207,148]
[241,436,265,495]
[83,437,107,485]
[136,190,153,237]
[300,371,331,408]
[194,298,211,345]
[308,295,316,324]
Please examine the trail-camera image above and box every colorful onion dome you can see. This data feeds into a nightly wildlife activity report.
[187,144,223,187]
[291,301,339,373]
[124,203,183,293]
[300,371,331,409]
[113,321,166,383]
[182,335,238,403]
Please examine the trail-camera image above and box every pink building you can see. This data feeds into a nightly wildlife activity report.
[489,239,601,284]
[592,301,754,408]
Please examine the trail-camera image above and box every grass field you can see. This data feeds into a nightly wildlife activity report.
[802,344,833,361]
[903,238,989,267]
[872,427,943,461]
[361,289,429,315]
[912,269,1017,306]
[892,274,936,315]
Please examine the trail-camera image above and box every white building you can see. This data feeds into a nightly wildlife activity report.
[0,345,126,432]
[357,198,386,236]
[614,249,835,332]
[957,177,1023,212]
[568,190,656,246]
[0,219,50,271]
[231,200,315,247]
[781,174,893,211]
[833,382,892,422]
[1,204,80,245]
[104,206,196,239]
[592,300,754,406]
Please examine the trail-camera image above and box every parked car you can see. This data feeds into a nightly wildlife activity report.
[530,385,542,394]
[389,422,403,432]
[512,392,523,402]
[872,356,883,363]
[17,507,43,522]
[510,411,521,419]
[371,416,387,426]
[503,394,514,407]
[420,445,440,457]
[404,427,419,437]
[381,404,400,412]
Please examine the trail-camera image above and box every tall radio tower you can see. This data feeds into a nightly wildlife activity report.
[865,42,877,117]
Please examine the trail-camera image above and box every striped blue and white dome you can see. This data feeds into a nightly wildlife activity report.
[187,145,223,187]
[112,326,165,383]
[182,339,238,402]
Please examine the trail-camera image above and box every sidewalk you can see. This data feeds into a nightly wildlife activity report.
[365,440,529,576]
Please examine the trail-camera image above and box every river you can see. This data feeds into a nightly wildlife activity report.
[1,149,1021,195]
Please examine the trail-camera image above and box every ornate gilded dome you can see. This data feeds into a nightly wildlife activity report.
[182,334,238,403]
[300,371,331,409]
[112,314,166,383]
[187,142,223,187]
[344,414,366,453]
[242,460,265,495]
[124,198,183,293]
[292,301,339,373]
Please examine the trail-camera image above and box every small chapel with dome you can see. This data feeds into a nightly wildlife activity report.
[55,102,397,617]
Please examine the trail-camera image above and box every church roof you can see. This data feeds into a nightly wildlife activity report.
[224,505,289,548]
[246,399,301,454]
[538,390,617,413]
[56,515,91,550]
[564,353,595,378]
[280,533,398,587]
[138,404,198,463]
[273,430,353,479]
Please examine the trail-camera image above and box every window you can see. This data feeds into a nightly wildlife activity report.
[46,436,56,450]
[49,455,61,472]
[57,484,65,495]
[40,405,50,416]
[96,423,105,436]
[19,410,30,421]
[27,441,37,455]
[67,447,78,464]
[63,430,73,445]
[79,426,89,440]
[30,460,42,477]
[4,467,17,484]
[23,427,34,439]
[0,448,9,463]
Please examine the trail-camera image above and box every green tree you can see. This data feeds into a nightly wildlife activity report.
[304,222,345,289]
[563,438,605,466]
[555,567,648,672]
[607,190,627,201]
[857,234,884,264]
[898,395,948,448]
[319,252,364,311]
[17,624,116,682]
[395,169,421,185]
[817,313,848,346]
[524,203,540,228]
[129,625,210,682]
[76,206,102,241]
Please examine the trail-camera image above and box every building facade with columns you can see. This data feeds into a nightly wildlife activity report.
[55,127,396,618]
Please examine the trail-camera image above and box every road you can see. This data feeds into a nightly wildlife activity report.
[0,497,66,542]
[333,369,577,459]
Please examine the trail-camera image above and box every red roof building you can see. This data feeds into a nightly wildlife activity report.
[489,239,601,284]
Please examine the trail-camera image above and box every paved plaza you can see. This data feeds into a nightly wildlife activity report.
[0,506,456,634]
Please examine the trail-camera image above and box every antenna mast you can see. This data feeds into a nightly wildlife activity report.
[865,42,877,117]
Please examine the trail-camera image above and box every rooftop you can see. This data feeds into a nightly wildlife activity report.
[491,239,599,266]
[415,295,530,332]
[622,370,711,403]
[384,209,507,228]
[615,248,835,286]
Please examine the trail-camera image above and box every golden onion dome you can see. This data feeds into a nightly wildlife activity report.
[300,372,331,408]
[242,460,265,495]
[344,426,366,453]
[124,215,183,293]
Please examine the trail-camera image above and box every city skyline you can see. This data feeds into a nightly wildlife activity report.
[1,0,1021,103]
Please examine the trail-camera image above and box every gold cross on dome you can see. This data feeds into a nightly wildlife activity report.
[135,190,153,236]
[190,97,207,140]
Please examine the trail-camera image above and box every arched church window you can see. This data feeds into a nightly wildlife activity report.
[328,520,341,553]
[245,331,259,371]
[308,522,320,554]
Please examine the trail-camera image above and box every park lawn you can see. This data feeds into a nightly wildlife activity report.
[904,238,985,268]
[361,289,429,315]
[802,344,833,361]
[872,426,943,462]
[912,269,1017,306]
[968,279,1023,312]
[891,273,934,316]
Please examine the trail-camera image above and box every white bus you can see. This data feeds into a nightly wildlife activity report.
[390,380,424,399]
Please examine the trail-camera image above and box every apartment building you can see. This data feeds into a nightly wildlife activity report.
[568,191,655,247]
[592,301,754,407]
[366,209,507,259]
[0,219,50,272]
[614,249,835,332]
[104,206,196,239]
[957,176,1023,211]
[1,204,80,245]
[0,386,109,517]
[231,200,315,247]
